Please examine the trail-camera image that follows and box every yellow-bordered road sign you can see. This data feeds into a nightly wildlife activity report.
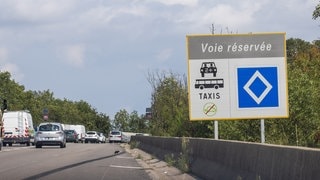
[186,32,289,121]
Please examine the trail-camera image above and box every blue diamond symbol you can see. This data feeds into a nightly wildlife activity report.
[243,71,272,104]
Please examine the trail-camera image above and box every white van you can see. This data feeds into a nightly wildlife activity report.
[2,110,35,146]
[63,124,86,143]
[0,109,3,150]
[71,125,86,143]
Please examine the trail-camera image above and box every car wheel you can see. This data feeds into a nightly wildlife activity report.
[36,144,42,148]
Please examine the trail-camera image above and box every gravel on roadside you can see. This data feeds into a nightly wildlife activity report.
[121,144,199,180]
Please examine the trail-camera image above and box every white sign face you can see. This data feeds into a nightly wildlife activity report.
[187,33,289,121]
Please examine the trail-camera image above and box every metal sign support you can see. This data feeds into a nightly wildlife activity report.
[261,119,265,143]
[214,120,218,140]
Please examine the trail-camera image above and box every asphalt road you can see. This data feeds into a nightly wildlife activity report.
[0,143,151,180]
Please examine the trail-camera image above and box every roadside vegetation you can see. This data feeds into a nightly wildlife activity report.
[1,37,320,147]
[0,72,111,134]
[146,37,320,147]
[1,2,320,148]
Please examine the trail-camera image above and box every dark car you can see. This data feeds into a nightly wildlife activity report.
[65,130,79,143]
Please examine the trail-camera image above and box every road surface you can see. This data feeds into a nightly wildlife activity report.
[0,143,151,180]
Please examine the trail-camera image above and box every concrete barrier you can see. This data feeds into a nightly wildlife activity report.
[131,136,320,180]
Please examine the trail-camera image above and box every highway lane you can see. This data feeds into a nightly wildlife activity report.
[0,143,151,180]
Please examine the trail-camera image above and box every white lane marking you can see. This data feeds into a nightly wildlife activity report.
[116,156,134,159]
[109,165,143,169]
[0,146,32,152]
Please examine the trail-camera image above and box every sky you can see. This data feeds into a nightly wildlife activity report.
[0,0,319,119]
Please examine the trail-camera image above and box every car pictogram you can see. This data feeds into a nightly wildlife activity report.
[200,62,217,77]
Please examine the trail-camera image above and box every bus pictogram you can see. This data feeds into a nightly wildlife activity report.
[195,79,224,90]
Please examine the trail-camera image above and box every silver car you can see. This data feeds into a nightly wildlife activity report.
[35,122,66,148]
[85,131,99,143]
[98,132,106,143]
[109,130,122,143]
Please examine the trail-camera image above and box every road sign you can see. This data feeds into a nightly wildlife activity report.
[186,33,288,121]
[238,67,279,108]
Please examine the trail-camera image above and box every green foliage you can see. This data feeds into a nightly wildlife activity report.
[286,38,312,62]
[177,137,190,173]
[284,39,320,146]
[2,35,320,149]
[164,138,190,172]
[128,111,148,133]
[113,109,147,132]
[313,2,320,20]
[147,71,190,136]
[129,140,140,149]
[113,109,129,131]
[0,71,26,110]
[164,153,176,166]
[146,38,320,148]
[0,71,111,133]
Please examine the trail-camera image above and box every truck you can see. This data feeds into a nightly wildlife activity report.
[62,124,86,143]
[2,110,35,146]
[0,109,3,150]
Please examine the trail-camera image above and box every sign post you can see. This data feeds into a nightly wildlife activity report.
[261,119,265,143]
[43,108,49,121]
[186,33,288,121]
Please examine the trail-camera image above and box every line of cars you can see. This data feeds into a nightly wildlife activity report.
[84,131,106,143]
[84,130,124,143]
[34,123,119,148]
[34,123,88,148]
[35,122,85,148]
[1,110,127,149]
[35,124,124,148]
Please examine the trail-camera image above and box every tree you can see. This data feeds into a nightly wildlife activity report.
[128,110,147,133]
[286,38,312,62]
[113,109,130,131]
[95,113,111,134]
[147,71,191,136]
[0,71,112,132]
[313,2,320,20]
[0,71,26,110]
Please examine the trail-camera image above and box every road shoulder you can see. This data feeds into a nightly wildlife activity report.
[122,144,198,180]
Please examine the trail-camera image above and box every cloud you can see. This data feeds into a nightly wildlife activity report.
[0,0,75,23]
[63,44,85,68]
[79,4,147,27]
[152,0,198,6]
[0,47,24,81]
[205,4,255,29]
[0,47,8,63]
[155,48,173,62]
[184,2,265,31]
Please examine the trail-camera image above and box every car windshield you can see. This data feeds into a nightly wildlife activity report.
[111,131,121,135]
[65,130,75,135]
[39,124,60,131]
[87,132,96,135]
